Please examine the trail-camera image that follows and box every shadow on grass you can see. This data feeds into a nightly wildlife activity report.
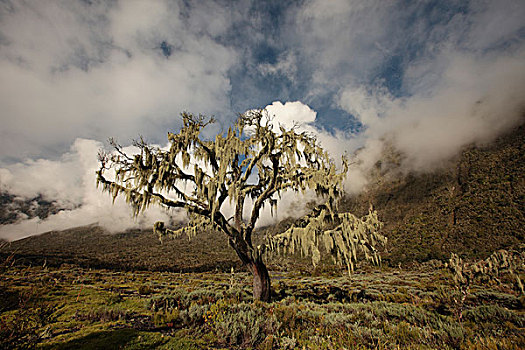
[40,328,171,350]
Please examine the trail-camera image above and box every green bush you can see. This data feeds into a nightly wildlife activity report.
[464,304,524,328]
[204,300,280,348]
[138,285,153,295]
[0,289,56,350]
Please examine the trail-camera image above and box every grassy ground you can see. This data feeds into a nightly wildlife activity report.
[1,263,523,349]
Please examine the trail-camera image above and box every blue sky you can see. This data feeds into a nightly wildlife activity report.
[0,0,524,239]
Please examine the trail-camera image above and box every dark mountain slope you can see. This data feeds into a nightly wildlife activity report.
[342,123,525,264]
[0,224,239,272]
[0,193,60,225]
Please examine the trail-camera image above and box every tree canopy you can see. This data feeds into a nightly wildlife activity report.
[97,110,386,301]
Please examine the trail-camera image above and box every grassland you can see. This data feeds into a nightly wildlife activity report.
[1,260,524,349]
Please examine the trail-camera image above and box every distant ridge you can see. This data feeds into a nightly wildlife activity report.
[0,225,239,272]
[0,193,60,225]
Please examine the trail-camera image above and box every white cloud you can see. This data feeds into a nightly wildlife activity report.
[0,0,237,161]
[337,48,525,190]
[0,139,93,207]
[0,138,177,241]
[465,0,525,51]
[265,101,316,132]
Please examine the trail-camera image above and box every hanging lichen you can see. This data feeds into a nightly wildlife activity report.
[267,206,386,274]
[448,250,525,295]
[97,110,386,300]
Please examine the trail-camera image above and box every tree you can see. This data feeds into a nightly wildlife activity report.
[97,110,386,301]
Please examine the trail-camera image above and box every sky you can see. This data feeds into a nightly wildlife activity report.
[0,0,524,240]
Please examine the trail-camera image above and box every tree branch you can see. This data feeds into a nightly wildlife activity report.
[246,153,281,238]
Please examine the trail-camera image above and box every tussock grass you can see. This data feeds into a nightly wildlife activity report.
[1,264,523,349]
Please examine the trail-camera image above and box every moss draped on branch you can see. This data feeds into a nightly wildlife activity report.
[266,206,386,274]
[97,109,386,300]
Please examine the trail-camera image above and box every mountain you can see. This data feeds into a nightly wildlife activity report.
[0,193,60,225]
[342,122,525,265]
[0,224,240,272]
[1,122,523,270]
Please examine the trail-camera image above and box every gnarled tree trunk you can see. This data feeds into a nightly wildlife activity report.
[231,207,272,302]
[251,258,271,302]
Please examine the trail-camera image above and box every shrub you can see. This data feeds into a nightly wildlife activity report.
[74,307,133,323]
[138,285,153,295]
[464,305,524,328]
[0,289,56,350]
[205,301,281,348]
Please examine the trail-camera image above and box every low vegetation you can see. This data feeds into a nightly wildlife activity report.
[1,254,523,349]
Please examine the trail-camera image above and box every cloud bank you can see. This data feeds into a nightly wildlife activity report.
[1,0,524,240]
[340,49,525,192]
[278,0,525,192]
[0,139,177,241]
